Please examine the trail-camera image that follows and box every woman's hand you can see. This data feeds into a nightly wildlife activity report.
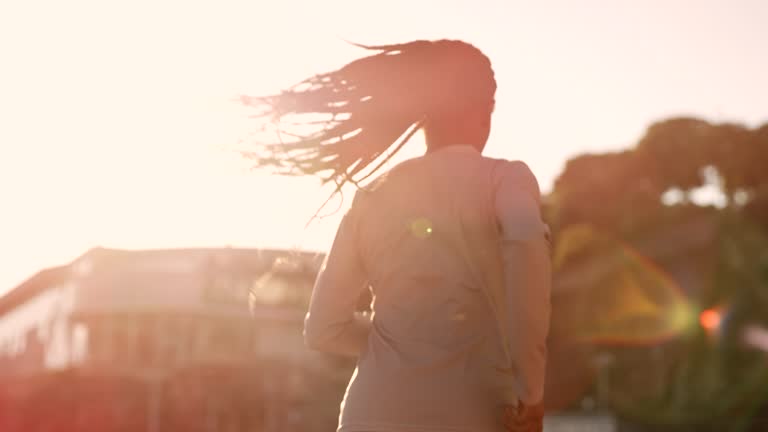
[503,402,544,432]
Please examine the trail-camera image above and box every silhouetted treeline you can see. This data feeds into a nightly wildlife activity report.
[548,117,768,235]
[545,117,768,431]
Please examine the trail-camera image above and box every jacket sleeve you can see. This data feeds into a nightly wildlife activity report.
[493,160,552,405]
[303,194,372,357]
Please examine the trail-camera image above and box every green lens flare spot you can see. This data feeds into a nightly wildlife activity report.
[410,218,434,239]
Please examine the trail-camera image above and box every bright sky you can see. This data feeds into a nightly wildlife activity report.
[1,0,766,294]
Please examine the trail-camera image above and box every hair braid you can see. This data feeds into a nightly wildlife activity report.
[242,39,496,215]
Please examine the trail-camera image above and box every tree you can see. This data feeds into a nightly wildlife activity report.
[551,117,768,236]
[551,150,663,234]
[548,116,768,430]
[635,117,717,193]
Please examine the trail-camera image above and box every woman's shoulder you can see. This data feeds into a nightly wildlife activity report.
[486,157,541,199]
[357,157,424,193]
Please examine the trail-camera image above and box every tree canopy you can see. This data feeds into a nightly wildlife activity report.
[549,117,768,235]
[547,116,768,430]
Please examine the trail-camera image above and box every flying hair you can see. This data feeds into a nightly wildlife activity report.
[241,39,497,217]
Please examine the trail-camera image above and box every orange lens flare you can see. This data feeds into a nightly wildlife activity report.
[553,225,695,347]
[699,308,722,331]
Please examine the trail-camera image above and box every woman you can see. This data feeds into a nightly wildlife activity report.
[244,39,551,432]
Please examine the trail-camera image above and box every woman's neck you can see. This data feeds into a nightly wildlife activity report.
[425,143,481,154]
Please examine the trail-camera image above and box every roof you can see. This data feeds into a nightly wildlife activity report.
[0,266,71,317]
[0,247,326,317]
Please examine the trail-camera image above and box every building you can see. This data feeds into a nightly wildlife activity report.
[0,247,352,432]
[6,218,756,432]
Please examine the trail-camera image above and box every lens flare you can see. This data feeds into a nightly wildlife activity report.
[699,308,722,332]
[409,217,434,239]
[545,225,698,412]
[548,220,768,425]
[557,239,695,346]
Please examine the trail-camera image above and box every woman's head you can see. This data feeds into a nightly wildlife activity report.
[243,39,496,189]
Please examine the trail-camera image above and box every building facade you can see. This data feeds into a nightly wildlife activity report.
[0,247,351,432]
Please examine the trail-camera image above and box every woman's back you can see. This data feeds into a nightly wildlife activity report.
[333,146,514,431]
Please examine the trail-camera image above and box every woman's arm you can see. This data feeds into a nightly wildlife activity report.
[494,160,552,407]
[303,200,372,357]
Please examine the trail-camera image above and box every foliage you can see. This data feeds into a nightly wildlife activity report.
[603,215,768,429]
[549,116,768,429]
[550,117,768,235]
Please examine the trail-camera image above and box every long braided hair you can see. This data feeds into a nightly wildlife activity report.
[241,39,497,214]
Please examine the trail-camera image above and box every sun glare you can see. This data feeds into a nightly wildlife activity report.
[1,0,767,293]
